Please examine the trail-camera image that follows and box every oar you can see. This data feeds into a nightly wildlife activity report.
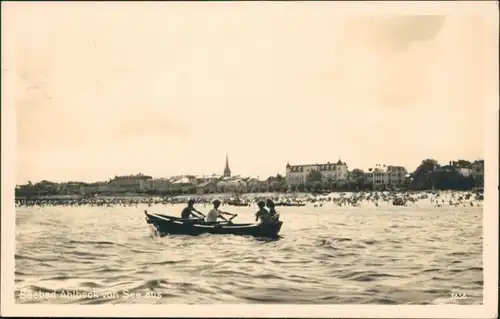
[195,211,206,220]
[224,213,238,225]
[217,212,237,223]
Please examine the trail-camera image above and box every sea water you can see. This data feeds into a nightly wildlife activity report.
[14,198,483,304]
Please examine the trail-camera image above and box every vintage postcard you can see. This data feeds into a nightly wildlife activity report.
[1,1,498,318]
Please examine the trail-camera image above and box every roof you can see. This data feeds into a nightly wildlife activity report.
[386,165,406,170]
[193,175,221,181]
[287,161,346,168]
[435,165,456,172]
[369,167,387,173]
[112,174,152,180]
[173,177,191,184]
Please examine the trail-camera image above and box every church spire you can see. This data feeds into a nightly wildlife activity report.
[223,153,231,177]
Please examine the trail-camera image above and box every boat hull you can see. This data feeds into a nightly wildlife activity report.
[145,212,283,238]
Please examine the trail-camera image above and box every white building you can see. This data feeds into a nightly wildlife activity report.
[456,168,472,177]
[144,178,171,192]
[170,177,194,192]
[365,165,408,189]
[449,160,474,178]
[387,165,408,185]
[365,166,388,189]
[285,160,349,186]
[194,174,221,185]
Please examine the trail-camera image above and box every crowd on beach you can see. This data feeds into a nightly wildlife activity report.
[15,188,484,210]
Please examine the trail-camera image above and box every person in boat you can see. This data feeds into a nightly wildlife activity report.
[255,201,273,224]
[266,199,280,221]
[205,199,236,223]
[181,199,204,219]
[266,199,277,216]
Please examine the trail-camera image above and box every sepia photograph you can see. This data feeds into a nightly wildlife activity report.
[1,1,498,318]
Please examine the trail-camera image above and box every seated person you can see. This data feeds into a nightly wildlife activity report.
[266,199,279,220]
[206,199,235,223]
[181,199,203,219]
[255,201,273,224]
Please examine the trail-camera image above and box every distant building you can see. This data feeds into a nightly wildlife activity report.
[196,181,217,194]
[144,178,171,192]
[449,161,473,177]
[194,174,221,186]
[246,178,267,192]
[365,165,408,189]
[471,160,484,180]
[456,168,472,177]
[81,181,111,194]
[450,160,473,169]
[108,173,152,192]
[97,182,112,192]
[365,165,388,189]
[285,160,349,186]
[223,153,231,177]
[170,177,194,193]
[216,177,247,193]
[387,165,407,186]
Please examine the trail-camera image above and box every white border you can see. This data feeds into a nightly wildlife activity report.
[2,1,498,318]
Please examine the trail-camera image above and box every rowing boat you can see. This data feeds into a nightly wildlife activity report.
[144,211,283,238]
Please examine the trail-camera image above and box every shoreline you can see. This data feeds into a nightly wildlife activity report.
[15,188,483,201]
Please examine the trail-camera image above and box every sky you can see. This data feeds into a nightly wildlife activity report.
[3,2,496,184]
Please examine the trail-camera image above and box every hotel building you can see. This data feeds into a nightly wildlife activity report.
[285,160,349,186]
[365,165,407,189]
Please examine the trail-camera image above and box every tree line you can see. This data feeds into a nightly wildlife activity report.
[406,158,483,191]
